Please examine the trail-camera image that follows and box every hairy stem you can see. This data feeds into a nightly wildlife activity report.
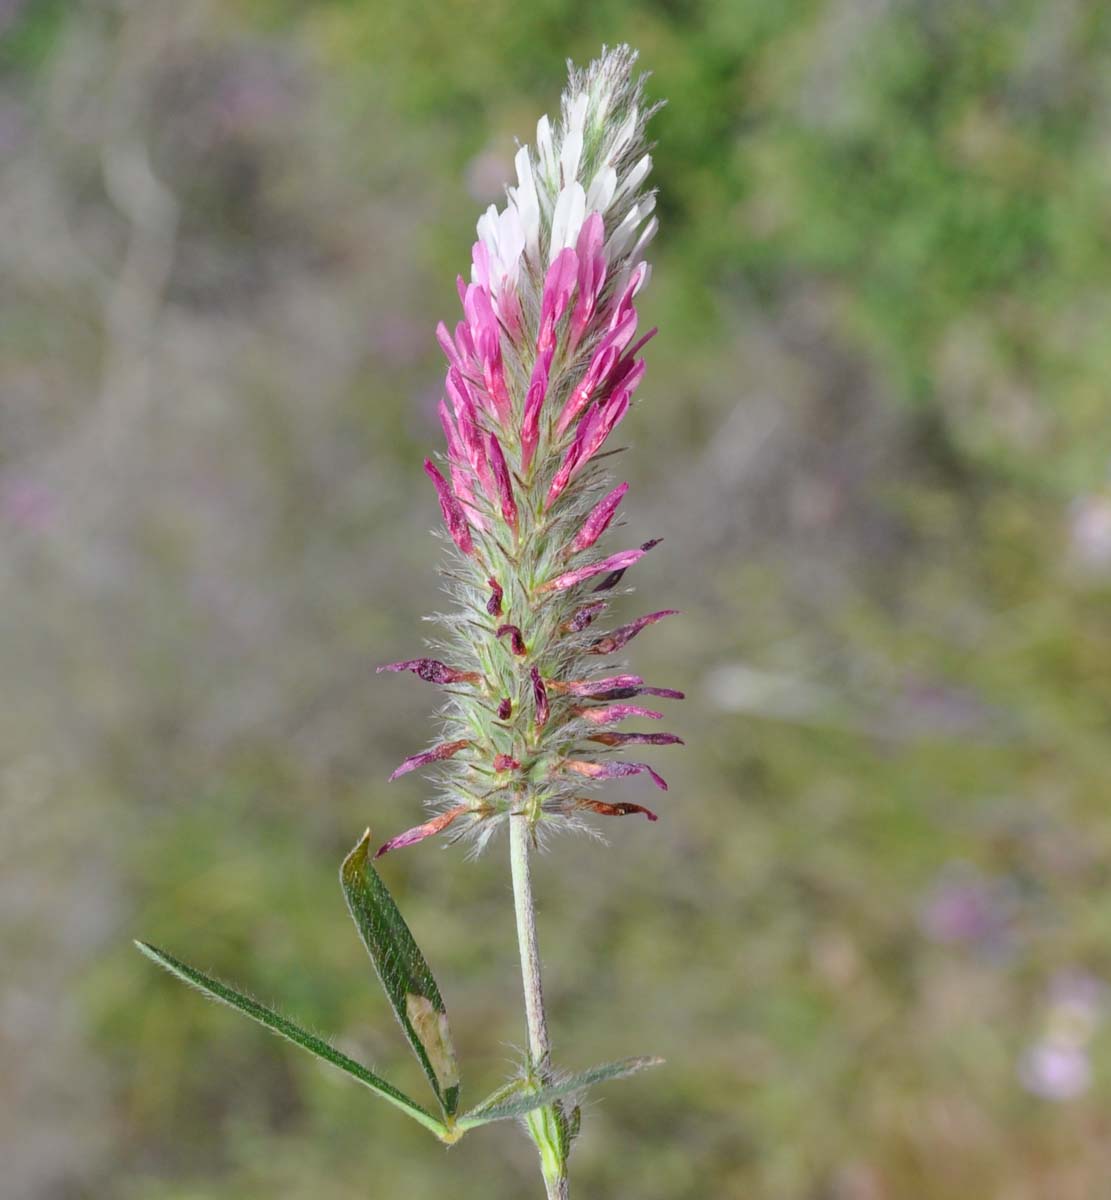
[510,811,551,1070]
[509,811,569,1199]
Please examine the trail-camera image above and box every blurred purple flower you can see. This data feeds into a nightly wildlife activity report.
[1018,969,1105,1102]
[1018,1040,1091,1101]
[917,863,1015,951]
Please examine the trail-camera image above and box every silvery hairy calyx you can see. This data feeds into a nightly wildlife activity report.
[137,46,678,1199]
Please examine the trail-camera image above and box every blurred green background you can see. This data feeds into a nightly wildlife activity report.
[3,2,1111,1197]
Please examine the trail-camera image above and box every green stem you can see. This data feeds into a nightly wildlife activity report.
[510,812,551,1071]
[509,812,569,1200]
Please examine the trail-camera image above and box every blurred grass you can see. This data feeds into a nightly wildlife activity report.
[3,1,1111,1197]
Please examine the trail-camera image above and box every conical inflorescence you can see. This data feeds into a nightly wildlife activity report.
[378,46,681,858]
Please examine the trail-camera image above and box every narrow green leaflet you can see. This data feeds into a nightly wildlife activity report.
[341,830,461,1117]
[457,1055,664,1129]
[133,941,448,1139]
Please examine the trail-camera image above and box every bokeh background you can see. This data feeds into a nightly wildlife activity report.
[4,2,1111,1197]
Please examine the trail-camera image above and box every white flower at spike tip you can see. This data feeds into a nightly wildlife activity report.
[472,45,660,295]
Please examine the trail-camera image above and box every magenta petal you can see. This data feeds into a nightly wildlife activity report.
[608,261,649,331]
[642,764,669,791]
[546,406,603,508]
[486,577,504,616]
[486,432,518,528]
[530,666,550,729]
[563,759,669,791]
[591,684,685,701]
[563,601,608,632]
[521,380,545,471]
[544,447,578,510]
[548,376,637,508]
[438,402,485,529]
[378,658,479,685]
[555,674,644,696]
[590,609,680,654]
[438,400,467,472]
[423,458,474,556]
[464,284,511,424]
[607,356,646,405]
[605,334,657,411]
[555,307,636,436]
[569,213,607,350]
[576,704,664,725]
[589,731,685,747]
[571,482,629,553]
[440,398,480,492]
[496,624,527,655]
[435,321,463,372]
[445,365,479,421]
[445,372,495,505]
[453,319,475,361]
[387,739,471,781]
[374,803,471,857]
[521,347,554,471]
[555,342,619,437]
[498,282,524,343]
[538,247,579,353]
[538,547,647,593]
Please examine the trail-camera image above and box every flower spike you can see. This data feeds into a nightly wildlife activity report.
[386,47,677,856]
